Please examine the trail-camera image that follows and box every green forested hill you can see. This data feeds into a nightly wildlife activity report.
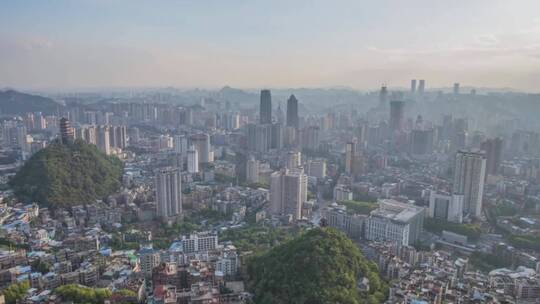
[10,140,123,208]
[247,227,388,304]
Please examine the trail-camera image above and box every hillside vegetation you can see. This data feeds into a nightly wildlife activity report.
[10,140,123,208]
[247,227,387,304]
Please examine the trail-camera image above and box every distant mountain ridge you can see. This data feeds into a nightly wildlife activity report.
[0,90,60,115]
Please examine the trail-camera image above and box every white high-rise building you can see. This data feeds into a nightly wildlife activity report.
[246,157,259,183]
[171,232,218,253]
[187,147,199,173]
[270,168,308,220]
[307,159,326,178]
[173,135,188,154]
[155,168,183,220]
[345,142,356,174]
[453,150,486,218]
[428,191,463,223]
[286,151,301,169]
[190,133,212,164]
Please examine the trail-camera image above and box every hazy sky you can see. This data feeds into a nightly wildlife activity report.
[1,1,540,91]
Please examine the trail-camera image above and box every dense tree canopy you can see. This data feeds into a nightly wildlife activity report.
[10,140,123,208]
[3,281,30,304]
[247,227,387,304]
[54,284,112,304]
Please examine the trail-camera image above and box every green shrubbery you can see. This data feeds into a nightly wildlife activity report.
[424,218,482,241]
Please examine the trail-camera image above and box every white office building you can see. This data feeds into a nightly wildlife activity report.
[366,199,425,246]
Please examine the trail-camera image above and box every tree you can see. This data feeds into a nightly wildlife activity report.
[3,281,30,304]
[54,284,112,304]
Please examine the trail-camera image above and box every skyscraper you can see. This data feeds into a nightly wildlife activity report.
[155,167,183,220]
[389,100,405,133]
[187,147,199,173]
[480,138,503,176]
[410,79,417,94]
[453,150,487,218]
[286,151,302,169]
[173,135,188,154]
[247,123,272,152]
[410,128,435,156]
[190,133,212,164]
[97,125,111,155]
[246,157,259,183]
[286,94,299,128]
[379,85,388,109]
[418,79,425,95]
[345,141,356,174]
[270,168,308,220]
[453,83,460,95]
[59,117,74,144]
[260,89,272,124]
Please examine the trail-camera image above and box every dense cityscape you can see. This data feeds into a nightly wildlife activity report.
[0,82,539,303]
[2,1,540,303]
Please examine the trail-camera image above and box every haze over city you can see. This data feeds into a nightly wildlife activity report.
[3,2,540,304]
[2,0,540,91]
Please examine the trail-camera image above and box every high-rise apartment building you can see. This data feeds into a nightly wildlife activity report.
[307,159,326,178]
[389,100,405,133]
[418,79,425,95]
[246,157,259,183]
[480,137,503,176]
[379,85,388,109]
[286,151,302,169]
[187,147,199,173]
[453,150,486,218]
[97,125,111,155]
[345,141,356,174]
[453,83,460,95]
[270,168,308,220]
[155,167,183,220]
[428,191,463,223]
[190,133,212,164]
[173,135,188,155]
[410,79,417,94]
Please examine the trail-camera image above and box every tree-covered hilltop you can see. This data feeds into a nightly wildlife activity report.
[10,140,123,208]
[247,227,388,304]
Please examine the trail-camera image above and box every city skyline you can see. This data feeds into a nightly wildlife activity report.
[1,1,540,91]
